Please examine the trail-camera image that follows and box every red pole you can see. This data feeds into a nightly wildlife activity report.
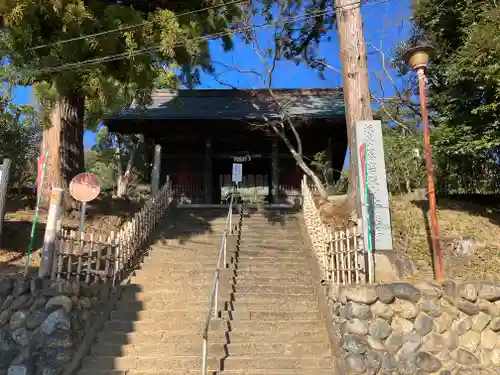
[417,67,444,281]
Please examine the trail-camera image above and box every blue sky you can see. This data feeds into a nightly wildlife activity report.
[12,0,412,156]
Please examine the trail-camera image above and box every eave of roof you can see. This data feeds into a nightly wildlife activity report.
[103,88,346,123]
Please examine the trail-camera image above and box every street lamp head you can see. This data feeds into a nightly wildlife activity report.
[403,43,435,72]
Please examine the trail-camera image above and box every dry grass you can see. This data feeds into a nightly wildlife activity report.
[391,194,500,281]
[0,195,144,276]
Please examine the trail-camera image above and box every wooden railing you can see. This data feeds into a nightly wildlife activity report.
[52,181,173,285]
[301,176,372,284]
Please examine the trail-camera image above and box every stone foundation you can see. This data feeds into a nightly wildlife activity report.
[329,281,500,374]
[0,276,108,375]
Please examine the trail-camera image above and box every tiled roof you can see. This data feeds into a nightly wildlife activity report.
[104,88,345,122]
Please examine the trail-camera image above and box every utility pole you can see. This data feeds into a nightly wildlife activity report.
[334,0,373,205]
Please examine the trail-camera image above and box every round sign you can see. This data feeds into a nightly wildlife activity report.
[69,172,101,202]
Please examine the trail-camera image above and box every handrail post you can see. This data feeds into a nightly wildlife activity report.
[202,337,207,375]
[214,272,219,317]
[223,234,227,268]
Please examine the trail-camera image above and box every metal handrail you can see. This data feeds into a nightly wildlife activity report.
[201,187,236,374]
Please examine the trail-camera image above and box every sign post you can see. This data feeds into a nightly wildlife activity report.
[232,163,242,185]
[69,173,101,256]
[24,153,47,276]
[38,188,63,278]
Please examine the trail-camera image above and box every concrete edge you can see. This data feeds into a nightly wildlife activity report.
[297,214,347,375]
[62,276,132,375]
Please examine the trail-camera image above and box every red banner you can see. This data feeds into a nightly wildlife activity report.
[37,153,47,198]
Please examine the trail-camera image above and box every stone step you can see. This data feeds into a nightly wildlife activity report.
[225,342,331,356]
[231,293,316,303]
[233,268,313,278]
[78,370,333,375]
[231,276,314,286]
[236,245,305,253]
[80,355,218,371]
[103,318,226,333]
[233,255,308,264]
[233,263,309,271]
[90,342,224,357]
[97,330,225,345]
[110,308,319,322]
[229,300,316,312]
[232,284,314,294]
[221,355,333,370]
[115,299,213,311]
[103,318,324,334]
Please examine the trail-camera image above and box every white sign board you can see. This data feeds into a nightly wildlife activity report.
[232,163,243,183]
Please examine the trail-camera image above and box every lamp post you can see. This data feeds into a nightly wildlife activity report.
[404,44,444,281]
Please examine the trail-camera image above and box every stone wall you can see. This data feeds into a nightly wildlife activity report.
[329,281,500,374]
[0,276,108,375]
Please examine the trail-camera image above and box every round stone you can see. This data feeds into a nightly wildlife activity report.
[421,332,445,353]
[442,330,458,350]
[398,331,422,356]
[478,282,500,302]
[416,282,443,299]
[393,300,419,319]
[434,312,453,333]
[415,313,434,336]
[456,348,480,365]
[385,333,403,354]
[459,330,481,352]
[45,295,73,314]
[343,334,368,355]
[491,347,500,365]
[364,351,382,374]
[471,311,491,332]
[416,351,442,372]
[458,299,479,315]
[391,316,413,335]
[453,318,471,335]
[377,284,395,304]
[490,317,500,331]
[442,280,458,301]
[480,329,498,350]
[344,302,373,320]
[26,311,47,330]
[419,298,442,317]
[9,310,27,330]
[381,352,398,371]
[345,319,368,335]
[369,318,392,341]
[390,283,422,303]
[341,286,378,304]
[477,299,499,316]
[367,335,386,351]
[345,353,367,374]
[458,283,478,302]
[370,301,393,320]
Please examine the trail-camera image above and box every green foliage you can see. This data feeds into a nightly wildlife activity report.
[0,84,41,189]
[0,0,244,123]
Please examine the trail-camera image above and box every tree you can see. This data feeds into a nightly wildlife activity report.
[0,80,42,190]
[395,0,500,193]
[0,0,243,209]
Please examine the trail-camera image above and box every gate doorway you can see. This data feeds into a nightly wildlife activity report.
[212,156,271,204]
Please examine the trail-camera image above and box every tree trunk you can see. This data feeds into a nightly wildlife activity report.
[335,0,373,210]
[115,134,140,198]
[41,92,85,211]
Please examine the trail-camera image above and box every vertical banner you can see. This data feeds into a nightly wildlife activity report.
[37,152,48,198]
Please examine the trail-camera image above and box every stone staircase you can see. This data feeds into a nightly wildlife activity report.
[77,206,335,375]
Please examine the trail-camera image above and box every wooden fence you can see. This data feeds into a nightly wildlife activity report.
[51,181,173,284]
[301,177,372,284]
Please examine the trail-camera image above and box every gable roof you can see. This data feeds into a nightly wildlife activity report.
[103,88,345,123]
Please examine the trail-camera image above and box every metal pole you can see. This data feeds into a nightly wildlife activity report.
[417,67,444,281]
[39,188,63,278]
[201,338,208,375]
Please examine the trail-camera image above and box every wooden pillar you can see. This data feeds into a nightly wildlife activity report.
[271,139,279,203]
[204,139,212,204]
[151,144,162,195]
[326,137,333,185]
